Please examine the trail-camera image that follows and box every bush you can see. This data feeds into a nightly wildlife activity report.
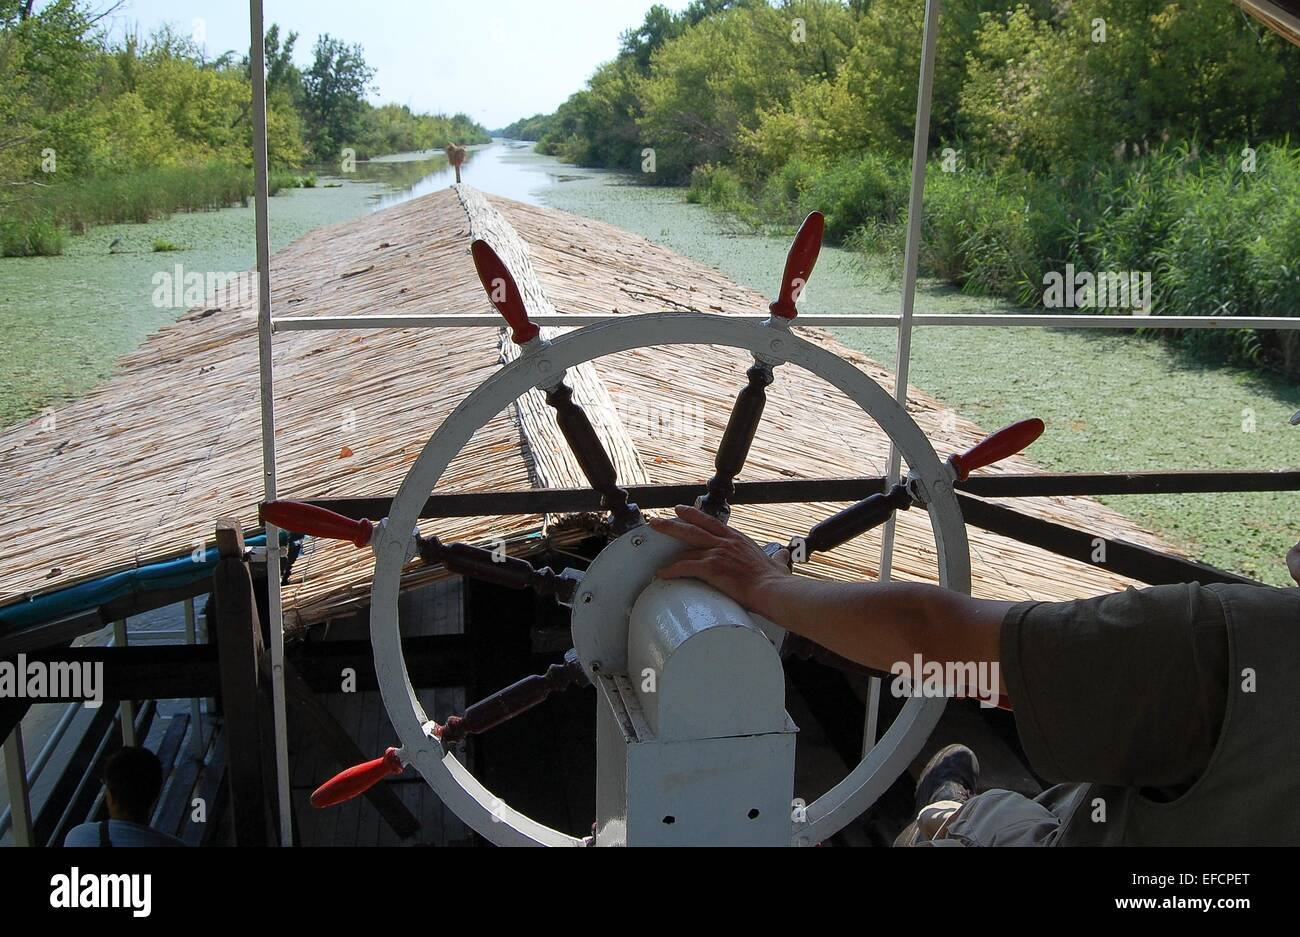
[686,164,748,213]
[798,152,909,242]
[0,216,66,257]
[1149,145,1300,364]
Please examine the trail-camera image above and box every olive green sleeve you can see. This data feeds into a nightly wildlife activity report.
[1000,583,1228,789]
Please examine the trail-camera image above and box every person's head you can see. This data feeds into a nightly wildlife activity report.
[103,746,164,823]
[1289,540,1300,587]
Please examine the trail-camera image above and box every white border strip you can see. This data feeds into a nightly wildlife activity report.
[271,313,1300,331]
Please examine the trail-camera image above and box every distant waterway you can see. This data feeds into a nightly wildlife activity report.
[0,141,564,427]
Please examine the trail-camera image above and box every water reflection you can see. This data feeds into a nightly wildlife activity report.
[360,140,577,210]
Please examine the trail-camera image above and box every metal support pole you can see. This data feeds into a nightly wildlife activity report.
[112,620,138,747]
[870,0,942,756]
[249,0,293,846]
[3,725,33,846]
[862,671,882,751]
[184,597,204,758]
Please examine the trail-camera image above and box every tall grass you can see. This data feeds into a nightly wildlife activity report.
[0,212,65,257]
[0,162,312,257]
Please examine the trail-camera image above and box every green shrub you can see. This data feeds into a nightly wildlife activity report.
[798,152,909,242]
[686,164,748,212]
[0,216,66,257]
[755,156,821,226]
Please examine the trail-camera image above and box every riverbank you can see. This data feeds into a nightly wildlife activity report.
[520,147,1299,585]
[3,140,1295,584]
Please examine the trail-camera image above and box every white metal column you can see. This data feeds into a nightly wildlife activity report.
[3,726,33,846]
[249,0,294,846]
[867,0,942,756]
[113,619,138,746]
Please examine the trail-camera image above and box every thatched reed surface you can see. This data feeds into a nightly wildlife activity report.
[1,184,1174,630]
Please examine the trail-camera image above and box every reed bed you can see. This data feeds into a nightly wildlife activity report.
[0,185,1174,630]
[0,163,314,257]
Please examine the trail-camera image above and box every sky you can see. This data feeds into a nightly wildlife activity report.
[89,0,693,129]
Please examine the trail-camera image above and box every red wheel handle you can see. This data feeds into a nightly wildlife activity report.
[310,747,404,808]
[470,239,540,345]
[769,211,825,319]
[947,418,1045,482]
[260,500,374,548]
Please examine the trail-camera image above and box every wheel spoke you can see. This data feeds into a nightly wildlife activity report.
[542,380,640,533]
[698,212,824,520]
[699,363,774,519]
[435,649,587,744]
[418,534,575,602]
[785,418,1046,558]
[469,238,640,534]
[260,501,575,602]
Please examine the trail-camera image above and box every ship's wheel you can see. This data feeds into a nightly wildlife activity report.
[263,214,1042,846]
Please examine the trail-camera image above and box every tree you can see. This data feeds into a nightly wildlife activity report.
[302,34,374,162]
[264,23,301,97]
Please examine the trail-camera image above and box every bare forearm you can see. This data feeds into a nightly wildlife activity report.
[647,506,1011,674]
[749,576,1008,673]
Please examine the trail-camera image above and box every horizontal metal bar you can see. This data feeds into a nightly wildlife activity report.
[308,478,885,520]
[300,470,1300,521]
[967,469,1300,498]
[955,493,1259,587]
[271,312,1300,332]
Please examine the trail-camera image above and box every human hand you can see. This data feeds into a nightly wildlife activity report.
[649,505,792,613]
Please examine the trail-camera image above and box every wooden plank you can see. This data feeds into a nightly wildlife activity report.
[154,743,205,836]
[0,635,468,706]
[0,609,104,657]
[0,699,31,748]
[210,523,269,846]
[0,580,217,658]
[2,644,220,703]
[181,733,229,847]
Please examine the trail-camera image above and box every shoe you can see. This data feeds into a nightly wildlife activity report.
[913,743,979,814]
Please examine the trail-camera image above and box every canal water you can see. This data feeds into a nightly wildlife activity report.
[0,142,571,427]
